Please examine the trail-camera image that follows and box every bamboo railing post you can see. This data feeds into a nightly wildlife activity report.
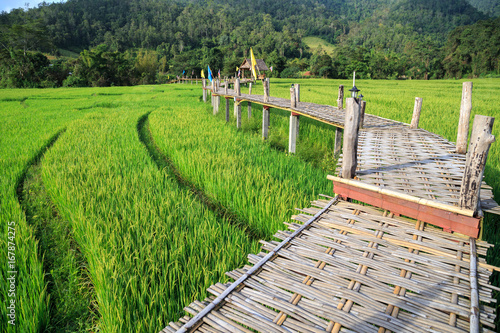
[248,83,252,119]
[190,76,192,85]
[289,113,299,154]
[236,99,241,128]
[224,79,228,95]
[262,106,270,140]
[457,82,473,154]
[410,97,423,129]
[263,78,270,103]
[359,100,366,130]
[342,98,361,179]
[202,79,207,103]
[334,128,342,156]
[225,97,230,123]
[214,79,220,114]
[295,83,300,104]
[234,78,241,118]
[234,78,241,128]
[337,85,344,109]
[459,115,495,214]
[290,86,296,108]
[211,79,215,106]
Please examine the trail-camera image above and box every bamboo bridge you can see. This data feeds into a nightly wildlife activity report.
[161,79,500,333]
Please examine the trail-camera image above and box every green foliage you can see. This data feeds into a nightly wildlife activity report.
[0,0,499,86]
[73,44,133,87]
[280,66,300,78]
[0,49,51,88]
[442,17,500,78]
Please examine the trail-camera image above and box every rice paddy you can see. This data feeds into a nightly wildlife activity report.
[1,78,499,332]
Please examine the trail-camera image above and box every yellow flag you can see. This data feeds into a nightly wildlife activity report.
[250,48,258,79]
[236,66,239,71]
[201,69,205,78]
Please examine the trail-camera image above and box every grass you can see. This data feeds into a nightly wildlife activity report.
[42,104,258,331]
[1,78,499,331]
[303,36,336,55]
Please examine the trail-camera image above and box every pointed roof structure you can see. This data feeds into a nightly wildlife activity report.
[239,58,269,71]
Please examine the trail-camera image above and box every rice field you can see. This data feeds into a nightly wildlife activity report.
[1,78,499,332]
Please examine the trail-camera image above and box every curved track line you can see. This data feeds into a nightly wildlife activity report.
[137,112,263,241]
[16,129,97,331]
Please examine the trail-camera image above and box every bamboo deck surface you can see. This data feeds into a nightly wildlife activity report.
[337,127,498,214]
[162,198,498,333]
[210,86,499,214]
[216,88,403,130]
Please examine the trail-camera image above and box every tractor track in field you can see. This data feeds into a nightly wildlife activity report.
[137,112,264,241]
[16,129,97,332]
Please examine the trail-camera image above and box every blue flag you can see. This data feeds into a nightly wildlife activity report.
[207,65,213,82]
[183,70,185,75]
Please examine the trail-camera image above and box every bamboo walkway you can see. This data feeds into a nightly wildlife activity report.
[210,85,499,215]
[162,197,499,333]
[160,82,499,332]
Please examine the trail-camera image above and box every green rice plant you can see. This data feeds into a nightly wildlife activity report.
[0,87,104,332]
[148,86,333,239]
[41,92,258,331]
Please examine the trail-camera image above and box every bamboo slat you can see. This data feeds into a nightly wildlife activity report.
[163,199,498,333]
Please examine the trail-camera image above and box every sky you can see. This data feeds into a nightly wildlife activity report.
[1,0,64,13]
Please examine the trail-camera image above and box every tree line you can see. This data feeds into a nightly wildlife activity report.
[0,0,498,88]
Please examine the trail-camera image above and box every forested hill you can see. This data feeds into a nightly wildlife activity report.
[1,0,489,51]
[0,0,498,88]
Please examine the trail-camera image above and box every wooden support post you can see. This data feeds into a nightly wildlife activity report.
[235,78,240,97]
[334,128,342,156]
[224,79,228,94]
[410,97,423,129]
[196,76,198,84]
[225,97,230,123]
[211,80,215,106]
[236,99,242,129]
[459,115,495,214]
[295,84,300,103]
[359,100,366,130]
[248,82,252,119]
[342,98,361,179]
[289,113,300,153]
[290,86,296,108]
[457,82,473,154]
[262,106,270,139]
[263,78,270,103]
[202,79,207,103]
[234,78,241,118]
[191,76,192,85]
[337,85,344,109]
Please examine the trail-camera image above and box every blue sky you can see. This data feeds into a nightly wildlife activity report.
[1,1,64,13]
